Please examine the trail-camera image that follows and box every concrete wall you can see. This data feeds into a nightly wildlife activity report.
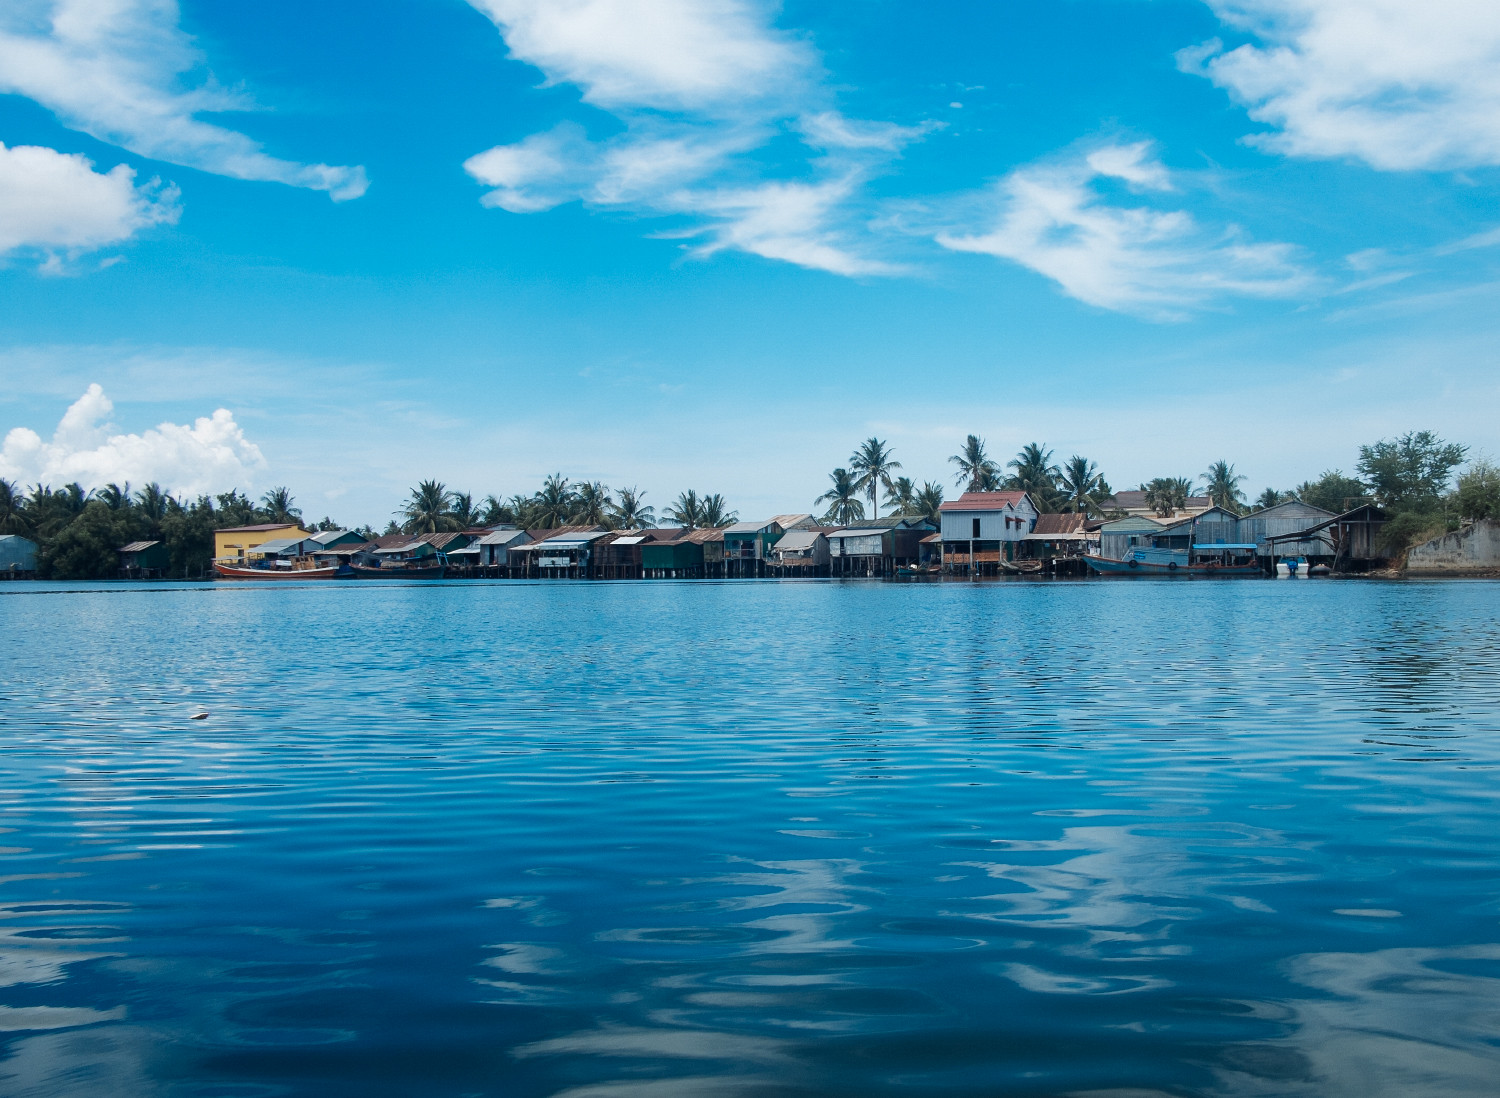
[1407,520,1500,575]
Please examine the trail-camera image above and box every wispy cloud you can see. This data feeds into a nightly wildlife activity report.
[0,384,266,495]
[0,142,177,267]
[1181,0,1500,171]
[0,0,367,199]
[935,141,1312,319]
[463,0,929,275]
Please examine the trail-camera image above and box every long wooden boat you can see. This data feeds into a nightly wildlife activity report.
[349,562,448,580]
[215,561,342,580]
[1084,553,1262,577]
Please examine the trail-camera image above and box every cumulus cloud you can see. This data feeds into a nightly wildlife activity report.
[1182,0,1500,171]
[463,0,925,274]
[936,142,1311,318]
[0,384,266,496]
[0,0,367,199]
[0,142,177,264]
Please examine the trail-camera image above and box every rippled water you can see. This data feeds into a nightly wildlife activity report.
[2,577,1499,1097]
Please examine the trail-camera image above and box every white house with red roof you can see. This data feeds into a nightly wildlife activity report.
[937,490,1040,573]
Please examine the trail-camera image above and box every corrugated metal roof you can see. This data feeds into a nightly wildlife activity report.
[1021,530,1092,541]
[769,513,816,529]
[682,527,724,544]
[214,523,302,534]
[476,529,529,546]
[723,520,773,534]
[1031,512,1087,535]
[253,537,305,555]
[612,535,647,545]
[938,491,1029,512]
[772,530,824,552]
[118,540,160,553]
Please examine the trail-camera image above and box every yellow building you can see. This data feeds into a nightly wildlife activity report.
[214,523,312,562]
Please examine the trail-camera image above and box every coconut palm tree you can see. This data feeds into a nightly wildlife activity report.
[665,489,702,529]
[98,483,131,511]
[0,479,29,536]
[1142,477,1192,518]
[136,483,170,527]
[883,476,917,516]
[699,494,737,528]
[950,434,1001,492]
[1254,487,1284,511]
[610,486,655,529]
[400,480,459,534]
[1202,460,1247,513]
[1058,455,1107,515]
[573,482,614,527]
[850,437,901,519]
[479,494,515,526]
[914,481,945,526]
[1007,443,1062,510]
[260,486,301,524]
[447,492,482,529]
[816,468,866,525]
[529,474,576,529]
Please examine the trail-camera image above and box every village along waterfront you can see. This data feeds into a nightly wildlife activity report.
[1,577,1498,1096]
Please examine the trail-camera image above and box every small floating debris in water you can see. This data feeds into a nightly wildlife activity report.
[190,711,209,720]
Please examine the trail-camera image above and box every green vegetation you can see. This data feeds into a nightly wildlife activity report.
[850,437,901,519]
[1202,461,1246,513]
[817,468,866,525]
[1143,476,1194,518]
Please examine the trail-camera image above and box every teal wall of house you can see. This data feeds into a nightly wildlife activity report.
[642,542,704,570]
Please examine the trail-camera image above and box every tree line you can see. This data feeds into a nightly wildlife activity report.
[3,429,1494,579]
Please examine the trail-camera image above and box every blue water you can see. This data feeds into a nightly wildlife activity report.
[1,578,1498,1097]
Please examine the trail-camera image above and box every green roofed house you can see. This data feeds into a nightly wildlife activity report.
[119,540,170,577]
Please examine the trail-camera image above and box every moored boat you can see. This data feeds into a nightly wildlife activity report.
[1084,550,1261,577]
[215,561,342,580]
[349,562,448,579]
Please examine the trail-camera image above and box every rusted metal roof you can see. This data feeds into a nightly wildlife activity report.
[938,491,1030,512]
[1031,512,1087,535]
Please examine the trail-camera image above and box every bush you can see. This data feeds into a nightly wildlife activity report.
[1455,460,1500,522]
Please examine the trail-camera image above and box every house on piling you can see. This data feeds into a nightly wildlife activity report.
[0,534,38,578]
[768,527,831,576]
[595,528,681,579]
[1096,515,1165,562]
[1237,501,1337,564]
[826,517,935,576]
[1018,512,1096,567]
[722,518,793,577]
[213,522,311,564]
[472,528,533,572]
[118,540,169,577]
[507,526,609,578]
[938,491,1040,575]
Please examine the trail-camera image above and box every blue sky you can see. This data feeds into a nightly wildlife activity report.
[1,0,1498,525]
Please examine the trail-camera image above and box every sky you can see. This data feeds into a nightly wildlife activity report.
[1,0,1498,526]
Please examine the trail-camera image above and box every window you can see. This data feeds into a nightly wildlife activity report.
[972,518,981,538]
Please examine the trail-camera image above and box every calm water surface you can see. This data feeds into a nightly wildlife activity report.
[1,578,1498,1097]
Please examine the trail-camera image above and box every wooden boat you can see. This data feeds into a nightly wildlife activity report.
[1084,552,1261,577]
[349,562,447,580]
[1000,558,1045,574]
[215,561,342,580]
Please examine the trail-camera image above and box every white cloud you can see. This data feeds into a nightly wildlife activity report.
[0,384,266,496]
[469,0,813,113]
[1183,1,1500,170]
[464,0,923,275]
[0,142,176,263]
[936,141,1312,318]
[0,0,367,199]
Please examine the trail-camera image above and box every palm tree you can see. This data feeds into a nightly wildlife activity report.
[1058,456,1107,515]
[260,486,301,524]
[850,437,901,519]
[136,483,170,526]
[1202,460,1247,513]
[610,486,655,529]
[884,476,917,516]
[950,434,1001,492]
[914,481,945,526]
[573,481,614,527]
[816,467,866,525]
[1007,443,1062,510]
[479,494,515,526]
[1142,477,1192,518]
[98,482,131,511]
[447,491,482,529]
[700,494,737,527]
[529,474,575,529]
[665,489,702,529]
[400,480,459,534]
[1254,487,1284,511]
[0,479,29,536]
